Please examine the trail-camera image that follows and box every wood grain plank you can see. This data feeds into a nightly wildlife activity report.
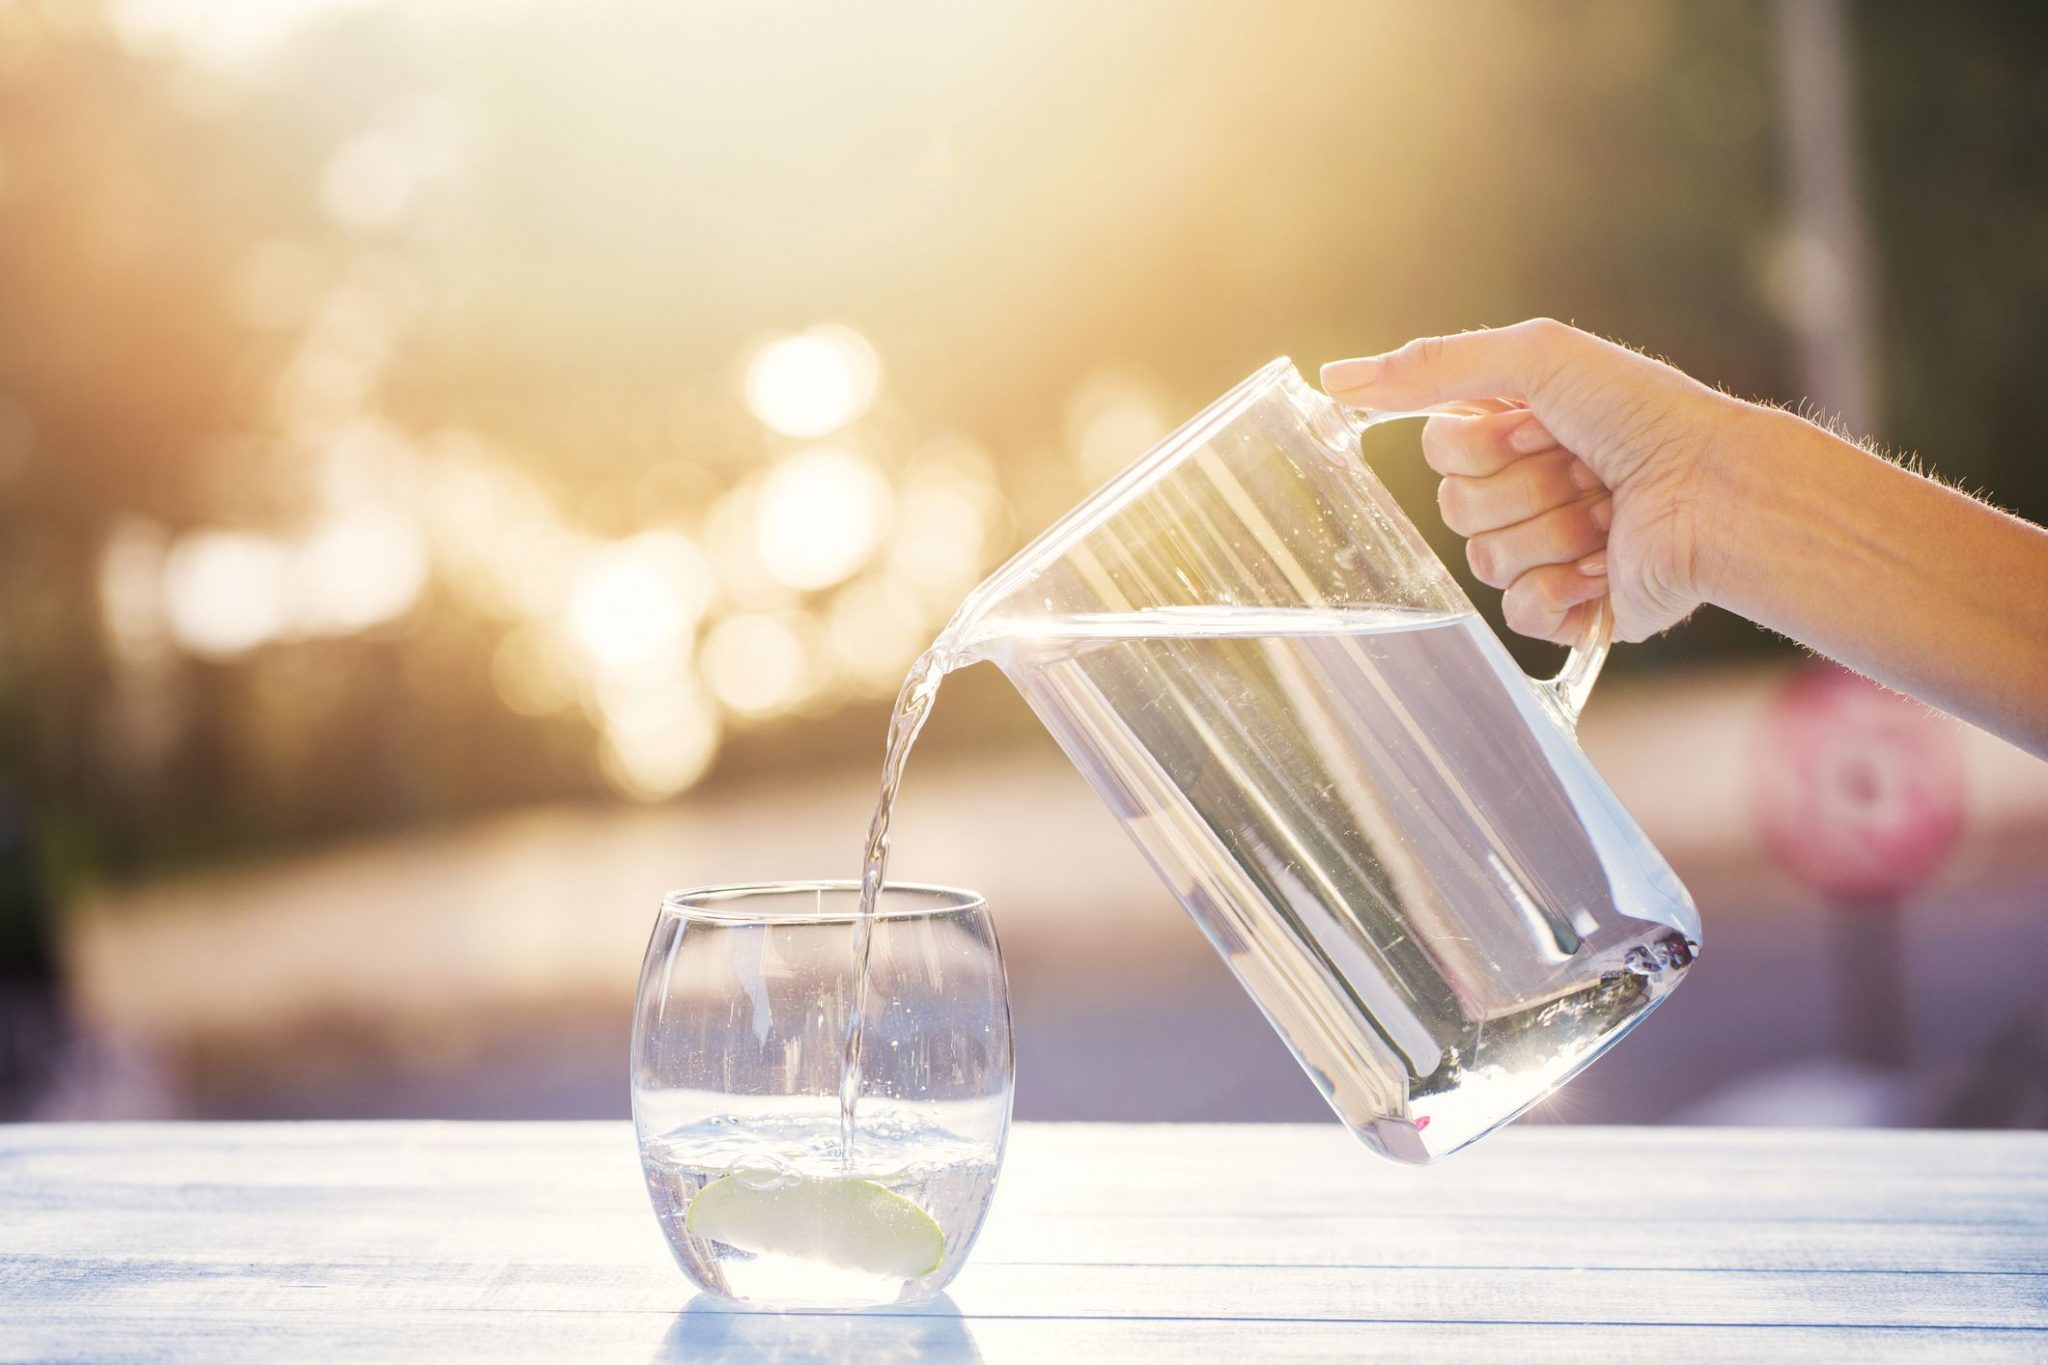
[3,1120,2045,1363]
[6,1253,2043,1328]
[4,1310,2044,1365]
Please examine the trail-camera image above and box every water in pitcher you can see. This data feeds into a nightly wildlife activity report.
[973,604,1696,1158]
[844,604,1696,1163]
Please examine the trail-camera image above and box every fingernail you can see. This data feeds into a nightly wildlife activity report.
[1507,418,1551,454]
[1569,459,1602,492]
[1579,551,1607,576]
[1320,357,1381,395]
[1589,497,1614,531]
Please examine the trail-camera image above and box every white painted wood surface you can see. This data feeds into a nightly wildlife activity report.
[3,1122,2044,1362]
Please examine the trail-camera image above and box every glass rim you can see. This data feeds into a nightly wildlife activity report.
[660,879,987,924]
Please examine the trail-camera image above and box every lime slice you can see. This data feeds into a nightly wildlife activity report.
[685,1173,945,1278]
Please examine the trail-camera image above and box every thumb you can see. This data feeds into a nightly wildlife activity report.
[1321,318,1580,412]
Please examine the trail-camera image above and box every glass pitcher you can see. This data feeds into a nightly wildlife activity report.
[940,357,1700,1164]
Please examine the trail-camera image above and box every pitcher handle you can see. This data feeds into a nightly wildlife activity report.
[1539,594,1611,730]
[1344,402,1613,731]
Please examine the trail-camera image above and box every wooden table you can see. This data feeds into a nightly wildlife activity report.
[3,1122,2044,1361]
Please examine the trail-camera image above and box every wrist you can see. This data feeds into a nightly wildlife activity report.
[1691,399,1832,609]
[1682,395,1756,607]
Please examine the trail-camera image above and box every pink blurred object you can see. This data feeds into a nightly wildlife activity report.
[1753,663,1967,903]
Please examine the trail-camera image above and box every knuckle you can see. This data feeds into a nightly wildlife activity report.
[1502,583,1545,636]
[1417,334,1445,373]
[1393,334,1444,381]
[1539,453,1580,504]
[1495,466,1544,521]
[1466,534,1505,587]
[1436,478,1470,532]
[1420,419,1452,471]
[1576,500,1611,552]
[1613,613,1652,645]
[1547,505,1592,559]
[1499,319,1574,399]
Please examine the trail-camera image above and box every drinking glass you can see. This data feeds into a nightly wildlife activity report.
[631,881,1011,1309]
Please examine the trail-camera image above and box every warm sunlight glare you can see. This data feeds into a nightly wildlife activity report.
[595,678,722,801]
[98,520,173,668]
[827,578,930,692]
[109,0,384,71]
[743,326,882,438]
[490,623,579,718]
[564,532,714,673]
[699,614,812,718]
[754,447,893,592]
[1065,369,1172,484]
[297,510,429,634]
[162,532,297,658]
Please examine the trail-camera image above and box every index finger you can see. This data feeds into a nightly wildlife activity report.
[1321,318,1584,412]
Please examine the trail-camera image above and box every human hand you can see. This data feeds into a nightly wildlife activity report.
[1322,319,1754,645]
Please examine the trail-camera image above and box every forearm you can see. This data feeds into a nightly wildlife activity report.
[1701,405,2048,756]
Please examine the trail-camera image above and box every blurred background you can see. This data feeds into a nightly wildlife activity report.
[2,0,2046,1129]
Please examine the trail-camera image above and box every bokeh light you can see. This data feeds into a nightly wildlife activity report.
[700,613,815,719]
[158,514,428,660]
[700,487,782,612]
[882,452,1001,615]
[322,96,465,231]
[754,447,895,592]
[1065,369,1173,485]
[161,532,298,659]
[107,0,382,70]
[593,675,722,802]
[828,577,932,693]
[98,519,173,669]
[421,437,583,622]
[296,511,429,635]
[490,623,579,719]
[321,131,424,231]
[743,327,882,438]
[564,531,714,674]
